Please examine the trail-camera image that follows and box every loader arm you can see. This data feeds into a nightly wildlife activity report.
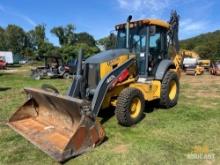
[91,57,135,116]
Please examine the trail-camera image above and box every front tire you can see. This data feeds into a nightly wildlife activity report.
[115,88,145,126]
[63,72,70,79]
[160,70,179,108]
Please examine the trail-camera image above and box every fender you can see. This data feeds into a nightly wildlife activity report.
[155,59,176,80]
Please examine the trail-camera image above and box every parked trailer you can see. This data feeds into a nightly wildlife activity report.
[0,51,13,64]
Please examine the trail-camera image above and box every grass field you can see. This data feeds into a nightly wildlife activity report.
[0,65,220,165]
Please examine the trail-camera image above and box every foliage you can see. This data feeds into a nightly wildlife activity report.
[51,24,76,46]
[4,25,27,54]
[59,43,99,62]
[75,32,96,46]
[98,33,117,50]
[0,23,100,60]
[0,27,6,50]
[180,30,220,59]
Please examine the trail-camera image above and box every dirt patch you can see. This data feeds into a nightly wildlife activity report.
[181,74,220,85]
[0,120,7,126]
[2,69,28,73]
[0,69,18,73]
[112,144,129,153]
[200,104,217,109]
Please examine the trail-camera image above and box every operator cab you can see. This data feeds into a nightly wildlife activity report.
[115,19,170,79]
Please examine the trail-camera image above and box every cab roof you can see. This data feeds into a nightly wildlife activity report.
[115,19,170,30]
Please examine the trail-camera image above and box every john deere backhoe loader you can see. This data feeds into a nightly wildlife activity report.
[8,11,182,162]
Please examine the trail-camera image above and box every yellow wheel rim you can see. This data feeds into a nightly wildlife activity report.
[169,80,177,100]
[130,97,141,118]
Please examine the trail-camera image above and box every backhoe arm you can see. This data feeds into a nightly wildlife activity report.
[168,10,183,76]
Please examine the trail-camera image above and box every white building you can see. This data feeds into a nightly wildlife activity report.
[0,51,13,64]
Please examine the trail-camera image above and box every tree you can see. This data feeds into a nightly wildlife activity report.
[73,43,99,58]
[5,25,26,54]
[39,42,56,57]
[51,24,100,59]
[65,24,75,45]
[76,32,96,46]
[60,43,100,61]
[180,30,220,59]
[51,26,65,45]
[98,33,117,50]
[51,24,76,46]
[27,24,49,56]
[194,45,212,59]
[0,27,6,50]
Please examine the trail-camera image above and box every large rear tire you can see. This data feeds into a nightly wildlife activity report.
[160,70,179,108]
[115,88,145,126]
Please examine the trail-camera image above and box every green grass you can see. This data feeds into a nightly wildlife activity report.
[0,66,220,165]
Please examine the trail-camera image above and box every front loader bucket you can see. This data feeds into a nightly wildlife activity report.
[8,88,105,162]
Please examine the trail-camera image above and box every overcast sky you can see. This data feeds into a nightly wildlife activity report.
[0,0,220,45]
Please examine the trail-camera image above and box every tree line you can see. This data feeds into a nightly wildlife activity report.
[0,24,101,61]
[180,30,220,59]
[3,22,218,61]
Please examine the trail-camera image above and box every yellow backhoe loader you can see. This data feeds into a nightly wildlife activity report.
[8,11,182,162]
[185,65,204,76]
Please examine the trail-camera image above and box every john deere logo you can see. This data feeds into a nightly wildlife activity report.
[107,58,119,66]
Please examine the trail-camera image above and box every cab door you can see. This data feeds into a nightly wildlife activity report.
[148,26,168,76]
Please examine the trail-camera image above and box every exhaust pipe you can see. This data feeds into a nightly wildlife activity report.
[126,15,132,49]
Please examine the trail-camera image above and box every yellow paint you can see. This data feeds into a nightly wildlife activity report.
[100,55,129,79]
[115,19,170,29]
[169,80,177,100]
[198,60,210,68]
[102,78,136,109]
[181,50,199,58]
[129,80,161,101]
[100,54,137,109]
[171,50,183,78]
[130,97,141,118]
[145,19,170,29]
[195,66,204,75]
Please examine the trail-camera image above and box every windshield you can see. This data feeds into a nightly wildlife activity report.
[116,26,148,53]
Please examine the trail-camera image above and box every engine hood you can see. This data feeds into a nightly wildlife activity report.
[85,49,129,64]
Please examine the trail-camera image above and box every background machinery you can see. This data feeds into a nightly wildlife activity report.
[210,60,220,76]
[198,59,211,71]
[182,50,204,75]
[31,55,71,80]
[0,56,6,69]
[8,11,182,162]
[185,64,204,76]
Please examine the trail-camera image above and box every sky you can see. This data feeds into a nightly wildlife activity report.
[0,0,220,46]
